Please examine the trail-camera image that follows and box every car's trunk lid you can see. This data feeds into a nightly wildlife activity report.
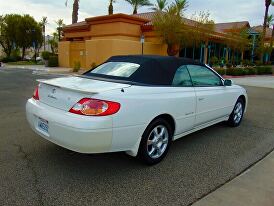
[37,76,130,111]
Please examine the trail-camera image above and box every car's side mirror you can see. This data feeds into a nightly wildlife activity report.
[224,79,233,86]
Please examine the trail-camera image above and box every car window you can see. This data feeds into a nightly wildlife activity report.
[187,65,222,87]
[172,65,192,87]
[88,62,140,78]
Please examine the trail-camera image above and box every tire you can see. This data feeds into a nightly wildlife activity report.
[227,98,245,127]
[138,118,172,165]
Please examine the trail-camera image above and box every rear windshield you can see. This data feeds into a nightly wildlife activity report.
[86,62,140,78]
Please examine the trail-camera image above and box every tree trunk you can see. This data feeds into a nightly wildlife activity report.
[72,0,79,24]
[43,25,46,51]
[109,2,113,15]
[133,6,137,14]
[263,5,270,36]
[262,1,271,62]
[1,43,12,58]
[21,47,25,60]
[269,24,274,62]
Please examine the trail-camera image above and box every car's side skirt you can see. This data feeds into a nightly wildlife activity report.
[173,116,229,141]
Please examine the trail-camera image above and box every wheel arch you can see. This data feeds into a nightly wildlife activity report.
[147,113,176,137]
[125,113,176,157]
[238,95,247,110]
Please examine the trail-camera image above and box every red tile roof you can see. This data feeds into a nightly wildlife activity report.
[133,12,252,35]
[252,25,273,39]
[214,21,250,33]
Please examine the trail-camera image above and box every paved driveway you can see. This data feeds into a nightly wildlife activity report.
[0,68,274,206]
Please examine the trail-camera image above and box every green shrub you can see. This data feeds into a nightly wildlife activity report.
[226,68,245,76]
[210,56,219,66]
[226,62,232,69]
[41,51,51,60]
[255,66,272,75]
[214,68,225,75]
[48,56,58,67]
[1,56,20,63]
[245,68,256,75]
[242,59,252,67]
[73,61,81,72]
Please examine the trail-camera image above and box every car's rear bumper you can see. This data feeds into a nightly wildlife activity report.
[26,98,113,153]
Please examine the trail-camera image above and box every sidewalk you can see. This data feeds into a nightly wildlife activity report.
[2,64,86,74]
[231,76,274,89]
[193,150,274,206]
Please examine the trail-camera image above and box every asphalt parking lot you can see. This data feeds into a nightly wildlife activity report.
[0,68,274,206]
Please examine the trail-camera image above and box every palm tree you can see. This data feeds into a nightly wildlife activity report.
[125,0,152,14]
[40,17,48,51]
[263,1,273,37]
[65,0,80,23]
[173,0,188,16]
[266,14,274,27]
[152,6,186,56]
[109,0,116,15]
[152,0,168,11]
[262,0,273,61]
[55,19,65,41]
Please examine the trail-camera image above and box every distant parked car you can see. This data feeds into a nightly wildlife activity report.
[26,55,248,165]
[36,56,42,61]
[24,56,32,61]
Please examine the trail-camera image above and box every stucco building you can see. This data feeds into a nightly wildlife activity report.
[59,12,273,69]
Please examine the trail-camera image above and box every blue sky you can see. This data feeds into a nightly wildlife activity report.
[0,0,273,34]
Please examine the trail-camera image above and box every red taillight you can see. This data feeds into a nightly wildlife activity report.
[69,98,120,116]
[32,85,39,100]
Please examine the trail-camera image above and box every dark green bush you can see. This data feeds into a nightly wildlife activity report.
[210,56,219,66]
[242,59,252,67]
[48,56,58,67]
[1,56,20,63]
[226,68,245,76]
[41,51,51,60]
[214,68,225,75]
[255,66,272,75]
[245,68,256,75]
[214,66,272,76]
[73,61,81,72]
[226,62,232,69]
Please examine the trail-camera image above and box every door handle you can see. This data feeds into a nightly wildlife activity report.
[198,97,205,101]
[185,112,194,116]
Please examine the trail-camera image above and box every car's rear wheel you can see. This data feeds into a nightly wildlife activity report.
[227,98,245,127]
[138,118,172,165]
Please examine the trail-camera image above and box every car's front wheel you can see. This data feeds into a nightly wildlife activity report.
[138,118,172,165]
[227,98,245,127]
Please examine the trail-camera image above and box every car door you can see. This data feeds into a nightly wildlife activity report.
[171,65,196,135]
[186,64,236,127]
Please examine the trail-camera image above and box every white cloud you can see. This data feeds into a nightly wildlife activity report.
[0,0,91,34]
[0,0,272,35]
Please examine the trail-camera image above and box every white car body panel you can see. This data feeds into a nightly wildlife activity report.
[26,71,248,157]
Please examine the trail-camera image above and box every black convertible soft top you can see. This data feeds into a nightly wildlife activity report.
[84,55,203,85]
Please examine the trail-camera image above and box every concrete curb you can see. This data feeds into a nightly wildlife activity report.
[192,150,274,206]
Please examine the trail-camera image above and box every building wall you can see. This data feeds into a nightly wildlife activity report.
[59,15,169,69]
[58,41,70,68]
[59,39,168,69]
[69,41,86,68]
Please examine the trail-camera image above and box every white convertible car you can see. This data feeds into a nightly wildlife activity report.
[26,55,248,164]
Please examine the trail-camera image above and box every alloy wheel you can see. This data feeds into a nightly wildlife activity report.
[233,102,243,124]
[147,125,169,159]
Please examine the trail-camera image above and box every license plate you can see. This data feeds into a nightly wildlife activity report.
[38,118,49,133]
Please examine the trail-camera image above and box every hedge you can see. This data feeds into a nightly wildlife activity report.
[48,56,58,67]
[214,66,272,76]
